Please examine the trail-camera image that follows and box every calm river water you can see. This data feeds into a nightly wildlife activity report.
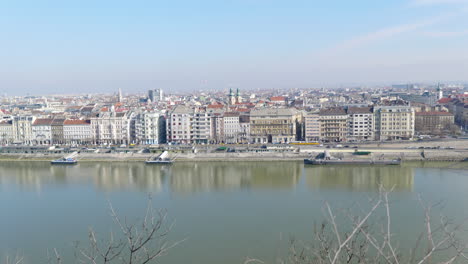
[1,161,467,263]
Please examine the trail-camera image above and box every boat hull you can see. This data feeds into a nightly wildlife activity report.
[145,160,173,165]
[51,161,78,165]
[304,159,400,165]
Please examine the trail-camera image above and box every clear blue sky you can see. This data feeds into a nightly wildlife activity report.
[1,0,467,95]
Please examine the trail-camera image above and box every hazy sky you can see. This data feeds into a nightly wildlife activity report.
[1,0,468,95]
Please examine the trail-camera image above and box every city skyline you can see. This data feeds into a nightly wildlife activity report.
[1,0,468,95]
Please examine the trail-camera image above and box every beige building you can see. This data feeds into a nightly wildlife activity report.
[374,106,415,140]
[90,110,132,145]
[51,118,65,144]
[166,105,193,144]
[319,108,347,142]
[250,108,300,144]
[12,116,36,144]
[415,111,454,134]
[304,111,320,142]
[0,120,13,144]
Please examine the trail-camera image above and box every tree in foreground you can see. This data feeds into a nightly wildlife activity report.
[4,188,468,264]
[4,195,183,264]
[246,187,468,264]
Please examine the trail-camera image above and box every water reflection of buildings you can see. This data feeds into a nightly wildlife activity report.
[169,162,302,194]
[305,166,414,192]
[0,162,57,192]
[0,162,414,194]
[0,162,167,192]
[86,163,166,192]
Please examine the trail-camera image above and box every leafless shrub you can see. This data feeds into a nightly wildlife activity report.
[3,252,23,264]
[75,195,184,264]
[37,195,184,264]
[261,186,468,264]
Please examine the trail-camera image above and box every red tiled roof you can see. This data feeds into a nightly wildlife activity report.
[270,96,286,101]
[33,118,53,125]
[207,104,224,109]
[437,98,452,104]
[64,119,91,125]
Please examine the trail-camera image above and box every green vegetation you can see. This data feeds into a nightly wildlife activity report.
[353,151,372,155]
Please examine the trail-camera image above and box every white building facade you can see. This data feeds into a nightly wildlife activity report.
[91,111,132,145]
[166,105,193,144]
[347,107,375,141]
[63,120,92,145]
[223,112,240,143]
[32,118,53,145]
[12,116,36,144]
[134,111,166,145]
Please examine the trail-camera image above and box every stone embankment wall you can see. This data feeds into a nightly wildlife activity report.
[0,149,466,162]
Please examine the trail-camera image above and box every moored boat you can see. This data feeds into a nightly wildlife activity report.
[51,152,79,165]
[51,157,78,165]
[304,158,401,165]
[146,151,175,164]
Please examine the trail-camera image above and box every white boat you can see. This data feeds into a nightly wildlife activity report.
[51,152,78,165]
[145,151,175,164]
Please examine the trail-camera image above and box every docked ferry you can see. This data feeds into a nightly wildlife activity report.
[304,158,401,165]
[51,152,78,165]
[146,151,174,164]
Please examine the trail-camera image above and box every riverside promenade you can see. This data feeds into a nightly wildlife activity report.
[0,139,467,162]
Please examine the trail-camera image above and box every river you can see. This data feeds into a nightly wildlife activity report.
[1,161,467,263]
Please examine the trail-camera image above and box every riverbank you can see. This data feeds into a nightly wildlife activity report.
[1,139,467,162]
[0,148,466,162]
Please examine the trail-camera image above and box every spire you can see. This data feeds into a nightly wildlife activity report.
[118,88,122,103]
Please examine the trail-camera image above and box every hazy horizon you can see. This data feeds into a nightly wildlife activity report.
[1,0,468,96]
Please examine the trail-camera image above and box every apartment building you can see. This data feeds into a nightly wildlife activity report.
[0,120,13,144]
[210,113,224,144]
[347,107,374,141]
[239,115,250,143]
[223,112,240,143]
[415,111,454,134]
[166,105,193,144]
[250,108,299,144]
[63,119,92,145]
[133,111,166,145]
[319,108,347,142]
[90,111,132,145]
[192,109,212,144]
[32,118,53,144]
[304,111,320,142]
[374,106,415,140]
[12,116,36,144]
[51,118,65,144]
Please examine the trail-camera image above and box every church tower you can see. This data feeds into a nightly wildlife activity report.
[235,88,241,104]
[228,88,235,105]
[437,83,443,100]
